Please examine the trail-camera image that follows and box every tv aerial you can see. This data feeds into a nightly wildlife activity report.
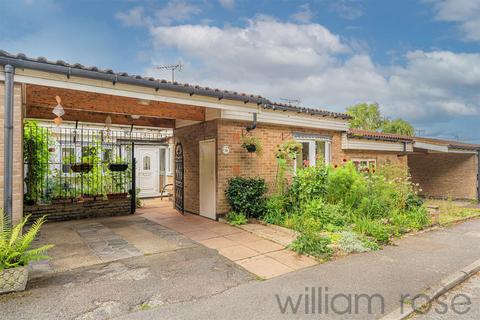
[155,63,184,82]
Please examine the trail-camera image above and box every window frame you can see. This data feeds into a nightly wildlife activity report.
[351,158,377,170]
[293,136,331,172]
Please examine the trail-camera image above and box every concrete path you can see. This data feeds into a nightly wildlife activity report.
[138,199,318,279]
[121,218,480,320]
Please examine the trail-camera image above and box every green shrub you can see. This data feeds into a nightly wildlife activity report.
[225,177,267,218]
[262,195,286,225]
[299,199,349,229]
[225,212,248,226]
[353,217,391,244]
[288,166,328,207]
[290,232,333,259]
[391,207,430,231]
[0,211,54,270]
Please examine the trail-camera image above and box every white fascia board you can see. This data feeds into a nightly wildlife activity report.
[12,72,259,114]
[413,141,449,153]
[342,133,413,152]
[447,148,478,154]
[221,110,349,131]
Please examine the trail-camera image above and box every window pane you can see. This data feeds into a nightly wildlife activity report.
[315,141,326,165]
[159,149,166,172]
[143,155,151,170]
[296,142,310,168]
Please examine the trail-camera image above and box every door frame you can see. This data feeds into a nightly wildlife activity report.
[199,139,216,220]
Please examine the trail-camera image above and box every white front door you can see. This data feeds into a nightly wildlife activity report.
[199,139,216,219]
[136,147,160,198]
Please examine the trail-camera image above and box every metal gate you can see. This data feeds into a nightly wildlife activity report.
[174,143,184,213]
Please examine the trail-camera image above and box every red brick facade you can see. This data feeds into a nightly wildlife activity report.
[175,119,412,216]
[408,153,478,200]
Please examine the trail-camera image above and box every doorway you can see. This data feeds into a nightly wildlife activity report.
[199,139,216,219]
[136,146,160,197]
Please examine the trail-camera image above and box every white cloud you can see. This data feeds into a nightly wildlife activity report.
[290,4,314,23]
[218,0,235,9]
[115,1,201,27]
[115,7,149,27]
[329,0,364,20]
[139,16,480,139]
[427,0,480,41]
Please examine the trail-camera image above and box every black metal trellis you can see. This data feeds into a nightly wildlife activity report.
[175,143,184,213]
[23,122,167,206]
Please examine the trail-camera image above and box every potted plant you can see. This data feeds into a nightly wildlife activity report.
[70,163,93,173]
[108,162,128,172]
[240,135,263,155]
[0,211,53,294]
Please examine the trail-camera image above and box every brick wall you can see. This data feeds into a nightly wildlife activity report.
[174,120,218,214]
[216,120,344,214]
[0,82,24,223]
[24,198,131,222]
[341,150,408,167]
[174,119,412,216]
[408,153,478,200]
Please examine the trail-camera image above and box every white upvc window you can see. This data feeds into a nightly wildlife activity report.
[293,133,331,171]
[352,159,376,171]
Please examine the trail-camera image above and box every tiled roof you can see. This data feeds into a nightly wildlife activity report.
[348,129,414,142]
[0,50,350,120]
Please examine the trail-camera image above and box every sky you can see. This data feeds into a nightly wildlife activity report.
[1,0,480,142]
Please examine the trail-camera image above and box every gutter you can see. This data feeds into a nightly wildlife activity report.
[3,64,14,223]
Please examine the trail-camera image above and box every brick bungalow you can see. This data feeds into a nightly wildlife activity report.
[1,50,479,223]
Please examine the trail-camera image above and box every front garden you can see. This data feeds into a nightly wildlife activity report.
[225,140,431,260]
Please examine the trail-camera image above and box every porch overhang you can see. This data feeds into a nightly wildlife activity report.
[413,141,479,154]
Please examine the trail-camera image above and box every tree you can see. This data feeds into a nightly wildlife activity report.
[382,118,415,136]
[346,102,415,136]
[346,103,384,131]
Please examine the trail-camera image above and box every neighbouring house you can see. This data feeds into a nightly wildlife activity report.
[1,50,479,224]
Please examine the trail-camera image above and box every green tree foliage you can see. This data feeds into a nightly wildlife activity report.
[346,103,384,131]
[347,103,415,136]
[382,118,415,136]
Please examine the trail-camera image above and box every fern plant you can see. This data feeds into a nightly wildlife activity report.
[0,211,53,270]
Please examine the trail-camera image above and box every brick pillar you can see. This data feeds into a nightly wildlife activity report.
[0,82,24,223]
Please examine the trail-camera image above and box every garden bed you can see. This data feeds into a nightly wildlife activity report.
[225,157,432,261]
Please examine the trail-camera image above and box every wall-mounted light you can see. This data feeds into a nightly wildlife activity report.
[137,99,150,106]
[131,115,141,120]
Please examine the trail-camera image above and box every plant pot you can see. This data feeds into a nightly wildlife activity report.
[70,163,93,173]
[108,163,128,172]
[0,266,29,294]
[107,193,128,200]
[245,144,257,153]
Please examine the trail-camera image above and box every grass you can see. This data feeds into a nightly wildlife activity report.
[426,199,480,226]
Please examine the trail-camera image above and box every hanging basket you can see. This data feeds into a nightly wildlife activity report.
[245,144,257,153]
[108,163,129,172]
[70,163,93,173]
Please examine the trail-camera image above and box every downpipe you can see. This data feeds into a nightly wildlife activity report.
[3,64,14,224]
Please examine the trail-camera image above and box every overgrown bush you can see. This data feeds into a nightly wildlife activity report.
[287,166,328,209]
[225,177,267,218]
[262,195,286,225]
[260,162,430,256]
[289,232,333,259]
